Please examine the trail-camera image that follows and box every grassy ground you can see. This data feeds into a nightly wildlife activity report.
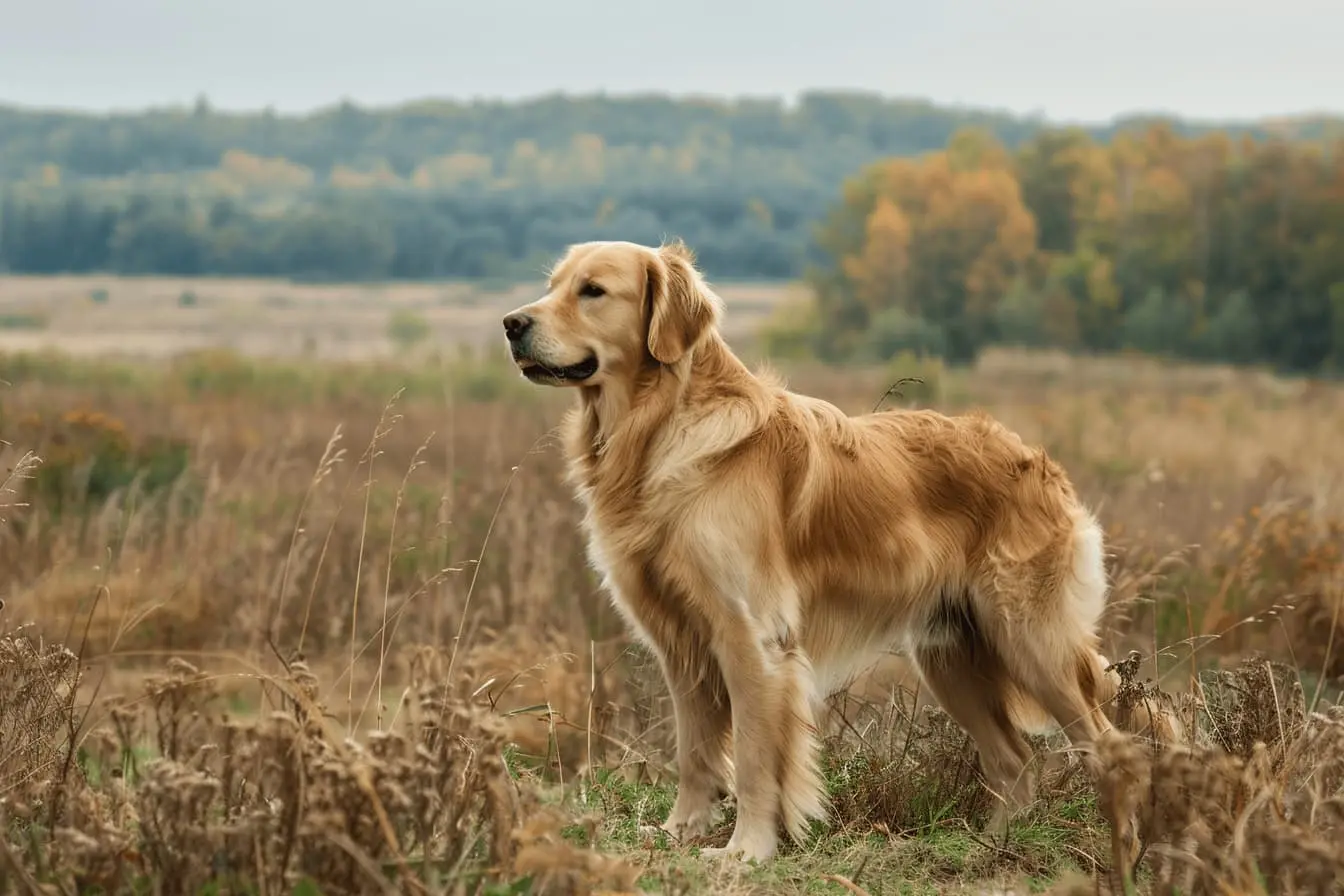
[2,279,1343,894]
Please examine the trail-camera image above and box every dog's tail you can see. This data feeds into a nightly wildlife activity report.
[1004,507,1119,734]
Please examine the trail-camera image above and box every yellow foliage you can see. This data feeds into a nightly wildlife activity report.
[330,161,403,189]
[210,149,314,191]
[945,127,1010,171]
[1085,255,1121,311]
[842,197,912,315]
[411,152,493,188]
[838,134,1038,335]
[746,197,774,228]
[568,133,607,182]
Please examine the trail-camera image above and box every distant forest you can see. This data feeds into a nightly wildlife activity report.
[0,92,1338,280]
[1,93,1342,372]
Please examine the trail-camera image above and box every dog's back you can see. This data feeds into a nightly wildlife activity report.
[754,395,1082,595]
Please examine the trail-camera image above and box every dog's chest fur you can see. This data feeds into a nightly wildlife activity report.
[562,399,763,652]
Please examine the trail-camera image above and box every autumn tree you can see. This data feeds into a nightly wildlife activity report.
[811,129,1037,362]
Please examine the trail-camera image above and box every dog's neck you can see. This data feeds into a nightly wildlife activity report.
[570,331,755,461]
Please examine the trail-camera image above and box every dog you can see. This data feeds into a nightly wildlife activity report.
[501,239,1118,863]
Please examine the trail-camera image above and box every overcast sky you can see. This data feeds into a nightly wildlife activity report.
[1,0,1339,123]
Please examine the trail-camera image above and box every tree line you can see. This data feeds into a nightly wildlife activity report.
[0,182,829,281]
[0,93,1341,372]
[1,93,1338,282]
[13,91,1328,184]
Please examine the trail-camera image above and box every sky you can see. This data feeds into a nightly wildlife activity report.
[0,0,1340,123]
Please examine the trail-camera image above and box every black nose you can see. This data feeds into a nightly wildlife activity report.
[503,312,533,342]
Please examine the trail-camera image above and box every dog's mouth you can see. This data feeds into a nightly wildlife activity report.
[517,354,600,383]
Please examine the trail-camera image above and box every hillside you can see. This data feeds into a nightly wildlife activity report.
[3,92,1340,184]
[1,92,1340,281]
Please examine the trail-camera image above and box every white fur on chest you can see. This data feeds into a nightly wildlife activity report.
[578,518,653,643]
[576,490,765,651]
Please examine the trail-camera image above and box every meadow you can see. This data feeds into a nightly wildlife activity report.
[2,276,1343,895]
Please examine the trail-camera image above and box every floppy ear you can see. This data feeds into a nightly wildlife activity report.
[645,242,718,365]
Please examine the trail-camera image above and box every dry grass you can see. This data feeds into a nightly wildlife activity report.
[2,302,1343,894]
[1096,656,1344,895]
[0,635,643,895]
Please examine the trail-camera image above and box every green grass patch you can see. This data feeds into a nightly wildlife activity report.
[541,754,1105,895]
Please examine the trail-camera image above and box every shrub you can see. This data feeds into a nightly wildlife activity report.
[862,307,948,362]
[10,408,193,516]
[1121,288,1194,357]
[0,625,81,812]
[387,309,432,350]
[0,311,49,330]
[994,281,1052,348]
[759,295,823,361]
[878,350,945,407]
[1191,290,1261,365]
[1097,656,1344,894]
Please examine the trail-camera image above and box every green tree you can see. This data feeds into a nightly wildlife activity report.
[1191,291,1259,365]
[1120,288,1193,356]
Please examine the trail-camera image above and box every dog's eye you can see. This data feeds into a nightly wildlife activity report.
[578,282,605,299]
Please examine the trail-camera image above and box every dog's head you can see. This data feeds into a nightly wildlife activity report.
[501,240,721,388]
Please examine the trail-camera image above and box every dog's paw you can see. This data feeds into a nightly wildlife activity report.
[658,804,719,841]
[699,830,777,865]
[985,805,1012,839]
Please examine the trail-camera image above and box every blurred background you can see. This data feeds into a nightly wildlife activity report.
[2,3,1343,893]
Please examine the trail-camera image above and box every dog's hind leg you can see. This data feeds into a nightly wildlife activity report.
[913,593,1037,834]
[984,512,1141,869]
[988,516,1113,768]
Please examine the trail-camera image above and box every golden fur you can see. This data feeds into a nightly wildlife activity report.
[502,240,1119,863]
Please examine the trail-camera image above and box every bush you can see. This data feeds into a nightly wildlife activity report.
[1192,291,1260,365]
[994,281,1052,348]
[878,350,945,407]
[1121,288,1193,356]
[0,648,637,895]
[862,307,948,362]
[0,311,49,330]
[387,308,432,350]
[10,408,193,517]
[759,294,823,361]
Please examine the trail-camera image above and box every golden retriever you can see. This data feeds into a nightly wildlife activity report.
[501,239,1118,863]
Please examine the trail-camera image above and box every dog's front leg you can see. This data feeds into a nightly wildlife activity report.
[602,563,734,841]
[700,613,827,864]
[658,653,734,841]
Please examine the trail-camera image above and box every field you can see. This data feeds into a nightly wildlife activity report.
[2,275,1343,895]
[0,275,789,361]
